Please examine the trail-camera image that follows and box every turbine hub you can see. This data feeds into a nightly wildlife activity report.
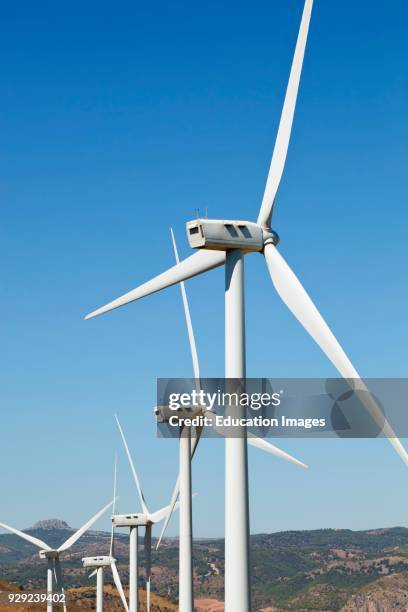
[262,229,280,246]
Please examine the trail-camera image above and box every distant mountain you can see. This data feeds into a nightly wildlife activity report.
[30,519,71,531]
[2,525,408,610]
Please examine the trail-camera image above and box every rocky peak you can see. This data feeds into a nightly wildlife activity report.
[30,519,71,531]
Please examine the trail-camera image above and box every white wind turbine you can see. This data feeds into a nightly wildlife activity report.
[154,228,308,612]
[82,457,129,612]
[113,415,180,612]
[85,0,408,610]
[0,499,114,612]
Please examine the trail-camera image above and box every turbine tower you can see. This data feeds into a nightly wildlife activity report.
[114,415,180,612]
[82,457,129,612]
[85,0,408,609]
[0,499,114,612]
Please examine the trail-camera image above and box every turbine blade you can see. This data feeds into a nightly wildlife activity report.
[111,561,129,612]
[85,249,226,320]
[54,559,67,612]
[247,434,308,468]
[144,525,152,612]
[53,559,61,589]
[150,498,180,525]
[112,454,118,514]
[0,521,50,551]
[110,454,118,557]
[88,569,98,579]
[190,424,203,460]
[115,414,149,515]
[264,242,408,465]
[155,425,201,550]
[154,477,182,550]
[257,0,314,227]
[170,228,201,380]
[171,229,204,463]
[58,499,115,552]
[203,410,307,467]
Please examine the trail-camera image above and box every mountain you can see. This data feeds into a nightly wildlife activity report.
[2,524,408,610]
[29,519,70,531]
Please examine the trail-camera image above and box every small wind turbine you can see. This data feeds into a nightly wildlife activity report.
[113,415,180,612]
[0,499,114,612]
[82,457,129,612]
[155,229,308,612]
[85,0,408,610]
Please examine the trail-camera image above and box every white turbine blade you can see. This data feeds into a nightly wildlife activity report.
[111,560,129,612]
[54,559,67,612]
[203,410,307,468]
[257,0,314,227]
[154,477,179,549]
[151,499,180,525]
[58,499,115,552]
[112,454,118,515]
[247,435,308,469]
[115,414,149,515]
[85,249,226,320]
[54,558,62,589]
[190,425,203,459]
[155,478,178,549]
[110,454,118,557]
[0,521,51,551]
[171,229,204,463]
[88,569,98,579]
[264,242,408,465]
[144,525,152,612]
[170,228,201,380]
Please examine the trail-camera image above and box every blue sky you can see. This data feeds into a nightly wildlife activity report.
[1,0,408,539]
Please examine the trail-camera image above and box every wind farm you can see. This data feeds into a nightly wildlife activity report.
[1,0,407,611]
[83,0,408,610]
[0,501,115,611]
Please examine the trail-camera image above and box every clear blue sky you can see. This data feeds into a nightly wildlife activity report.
[1,0,407,538]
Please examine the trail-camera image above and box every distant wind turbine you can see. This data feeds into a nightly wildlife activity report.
[113,415,180,612]
[82,457,129,612]
[0,500,114,612]
[155,228,307,612]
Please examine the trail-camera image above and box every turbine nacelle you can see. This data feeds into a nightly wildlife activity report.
[112,513,150,528]
[154,404,205,422]
[82,555,113,568]
[186,219,279,252]
[39,550,59,560]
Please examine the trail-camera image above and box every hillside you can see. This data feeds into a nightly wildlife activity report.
[0,580,177,611]
[2,524,408,610]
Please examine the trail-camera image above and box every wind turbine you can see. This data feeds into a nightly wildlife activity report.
[0,499,114,612]
[82,458,129,612]
[113,415,180,612]
[84,0,408,610]
[155,228,308,612]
